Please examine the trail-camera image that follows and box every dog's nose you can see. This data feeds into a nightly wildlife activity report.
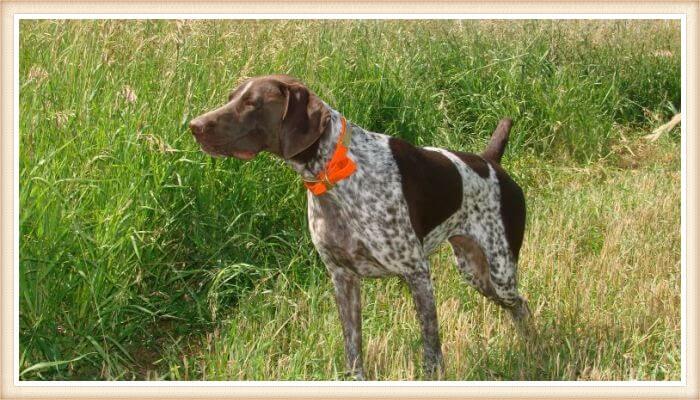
[189,119,205,137]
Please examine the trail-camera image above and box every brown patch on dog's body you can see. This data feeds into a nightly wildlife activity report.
[388,137,463,242]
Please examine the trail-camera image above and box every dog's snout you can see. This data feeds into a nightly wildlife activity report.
[189,119,206,136]
[190,118,218,137]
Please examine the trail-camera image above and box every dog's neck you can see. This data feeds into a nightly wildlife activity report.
[286,105,345,180]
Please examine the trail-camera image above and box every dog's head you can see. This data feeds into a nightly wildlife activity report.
[189,75,330,160]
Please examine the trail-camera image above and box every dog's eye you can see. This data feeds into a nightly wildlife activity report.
[243,99,259,108]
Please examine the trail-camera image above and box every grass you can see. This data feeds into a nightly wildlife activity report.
[18,19,681,380]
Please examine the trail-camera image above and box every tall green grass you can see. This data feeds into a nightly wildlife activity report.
[19,19,680,380]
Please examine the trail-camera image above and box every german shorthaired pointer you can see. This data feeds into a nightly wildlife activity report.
[190,74,530,380]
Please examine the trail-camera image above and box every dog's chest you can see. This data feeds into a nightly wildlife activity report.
[306,131,423,277]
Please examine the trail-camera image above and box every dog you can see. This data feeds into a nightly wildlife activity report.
[190,74,530,380]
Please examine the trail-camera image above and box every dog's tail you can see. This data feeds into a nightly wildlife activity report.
[481,118,513,164]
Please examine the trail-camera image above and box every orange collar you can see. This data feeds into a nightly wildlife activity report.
[303,116,357,196]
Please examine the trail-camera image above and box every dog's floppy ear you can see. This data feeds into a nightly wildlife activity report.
[280,83,330,159]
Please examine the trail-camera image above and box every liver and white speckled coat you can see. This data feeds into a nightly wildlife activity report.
[190,75,530,380]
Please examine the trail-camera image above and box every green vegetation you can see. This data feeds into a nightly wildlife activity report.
[19,19,680,380]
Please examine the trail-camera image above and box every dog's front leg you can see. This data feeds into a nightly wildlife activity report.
[405,268,444,379]
[330,269,365,380]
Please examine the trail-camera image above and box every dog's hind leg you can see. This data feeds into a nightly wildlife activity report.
[448,235,530,324]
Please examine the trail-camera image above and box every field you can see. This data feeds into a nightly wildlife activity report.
[18,19,681,380]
